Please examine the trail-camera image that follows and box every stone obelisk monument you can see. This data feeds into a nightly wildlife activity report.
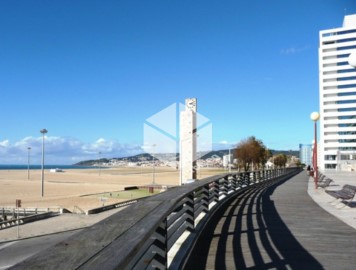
[180,98,197,185]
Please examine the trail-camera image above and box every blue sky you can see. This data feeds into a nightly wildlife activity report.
[1,0,356,164]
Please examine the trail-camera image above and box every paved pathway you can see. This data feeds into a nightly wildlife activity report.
[185,172,356,269]
[0,208,123,243]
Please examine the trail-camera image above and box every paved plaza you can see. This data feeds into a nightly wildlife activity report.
[185,171,356,269]
[308,170,356,229]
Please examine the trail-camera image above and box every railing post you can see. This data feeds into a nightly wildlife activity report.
[231,174,237,190]
[213,180,219,203]
[222,176,229,197]
[237,172,243,187]
[186,192,195,232]
[253,171,257,183]
[240,172,245,186]
[241,172,246,186]
[202,185,209,214]
[227,175,233,193]
[151,219,168,269]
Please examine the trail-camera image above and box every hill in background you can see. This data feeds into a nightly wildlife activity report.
[74,149,298,166]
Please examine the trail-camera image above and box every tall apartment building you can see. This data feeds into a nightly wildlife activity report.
[299,144,312,167]
[319,14,356,171]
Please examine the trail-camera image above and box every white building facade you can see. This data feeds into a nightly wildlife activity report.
[319,14,356,171]
[299,144,312,167]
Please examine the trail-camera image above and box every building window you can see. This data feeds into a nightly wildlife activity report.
[337,68,356,73]
[336,29,356,35]
[339,124,356,127]
[337,99,356,104]
[338,131,356,135]
[337,45,356,51]
[340,155,356,160]
[337,61,350,66]
[338,84,356,89]
[338,115,356,119]
[339,139,356,143]
[338,107,356,112]
[325,155,336,160]
[338,53,351,58]
[337,76,356,81]
[339,147,356,150]
[325,164,337,169]
[336,37,356,43]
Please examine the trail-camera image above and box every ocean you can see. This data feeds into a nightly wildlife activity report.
[0,165,96,170]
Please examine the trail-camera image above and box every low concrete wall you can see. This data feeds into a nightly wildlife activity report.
[86,199,138,215]
[0,212,58,230]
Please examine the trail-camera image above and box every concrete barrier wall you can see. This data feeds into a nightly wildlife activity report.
[0,212,58,230]
[86,199,138,215]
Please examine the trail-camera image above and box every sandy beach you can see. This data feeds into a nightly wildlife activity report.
[0,167,222,212]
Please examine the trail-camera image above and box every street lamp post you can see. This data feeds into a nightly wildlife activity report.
[310,112,320,189]
[27,147,31,180]
[40,129,48,197]
[98,152,102,176]
[152,144,156,185]
[228,148,232,173]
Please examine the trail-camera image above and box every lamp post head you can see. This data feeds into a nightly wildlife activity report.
[40,129,48,134]
[28,147,31,150]
[310,112,320,122]
[348,51,356,68]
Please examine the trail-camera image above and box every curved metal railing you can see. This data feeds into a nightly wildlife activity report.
[12,168,301,270]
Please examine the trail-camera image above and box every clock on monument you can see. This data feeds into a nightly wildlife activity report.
[186,98,197,112]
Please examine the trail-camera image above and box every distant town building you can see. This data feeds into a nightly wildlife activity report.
[299,144,312,167]
[319,14,356,171]
[265,161,274,169]
[222,154,233,168]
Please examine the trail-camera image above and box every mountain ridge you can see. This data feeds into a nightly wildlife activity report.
[74,149,298,166]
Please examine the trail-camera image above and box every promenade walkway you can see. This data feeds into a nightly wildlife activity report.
[0,208,123,243]
[185,172,356,270]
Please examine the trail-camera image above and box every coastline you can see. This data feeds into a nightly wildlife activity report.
[0,164,97,170]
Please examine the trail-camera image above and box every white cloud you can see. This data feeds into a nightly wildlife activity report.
[0,140,10,147]
[0,136,143,165]
[213,141,235,150]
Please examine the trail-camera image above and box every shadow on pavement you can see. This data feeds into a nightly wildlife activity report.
[184,178,323,269]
